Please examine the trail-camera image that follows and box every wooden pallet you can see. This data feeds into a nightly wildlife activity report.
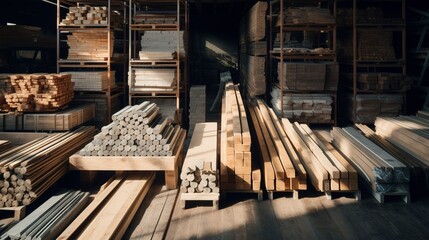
[180,193,220,210]
[0,206,26,221]
[267,190,300,200]
[222,189,263,201]
[324,190,361,201]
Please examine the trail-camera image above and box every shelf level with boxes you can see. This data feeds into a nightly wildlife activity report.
[56,0,127,126]
[128,0,188,123]
[268,0,339,125]
[337,0,407,124]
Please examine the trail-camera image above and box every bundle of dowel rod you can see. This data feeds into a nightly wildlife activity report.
[180,162,219,194]
[79,101,184,157]
[0,126,95,207]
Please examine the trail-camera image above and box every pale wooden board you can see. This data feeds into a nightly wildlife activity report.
[183,122,218,170]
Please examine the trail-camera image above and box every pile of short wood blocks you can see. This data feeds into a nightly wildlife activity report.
[79,101,184,157]
[0,126,95,207]
[4,74,74,112]
[180,162,219,194]
[66,30,114,61]
[221,82,261,191]
[61,5,108,25]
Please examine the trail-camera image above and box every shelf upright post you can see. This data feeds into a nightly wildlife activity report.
[352,0,357,123]
[57,0,60,74]
[177,0,181,111]
[107,0,112,124]
[279,0,284,118]
[128,0,132,105]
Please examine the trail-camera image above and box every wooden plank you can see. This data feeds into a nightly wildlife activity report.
[182,123,218,169]
[233,85,251,150]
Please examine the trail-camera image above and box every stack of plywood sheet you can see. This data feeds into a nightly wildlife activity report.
[277,62,326,91]
[281,119,358,194]
[66,30,114,61]
[0,126,95,207]
[129,69,176,92]
[58,173,155,240]
[248,100,306,195]
[79,101,185,157]
[61,71,116,91]
[220,82,260,191]
[278,7,336,26]
[188,85,206,137]
[240,55,265,97]
[347,94,403,124]
[271,87,333,123]
[139,31,184,60]
[332,127,410,203]
[60,5,108,25]
[5,74,74,112]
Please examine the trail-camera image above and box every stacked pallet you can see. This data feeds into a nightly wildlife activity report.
[248,100,306,193]
[1,190,89,240]
[358,31,396,61]
[278,62,326,91]
[271,87,333,123]
[139,31,185,60]
[188,86,206,137]
[58,172,155,240]
[220,82,260,191]
[66,30,114,61]
[347,94,402,124]
[61,71,116,91]
[240,55,265,97]
[129,69,176,91]
[79,101,184,157]
[332,127,410,203]
[5,74,74,112]
[60,6,108,25]
[0,126,95,207]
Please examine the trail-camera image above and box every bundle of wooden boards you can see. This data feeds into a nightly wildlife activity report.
[66,30,114,61]
[278,7,335,26]
[358,31,396,61]
[134,11,177,24]
[79,101,184,157]
[357,73,402,91]
[1,190,89,240]
[240,55,265,97]
[57,172,155,239]
[248,100,306,192]
[0,126,95,207]
[188,86,206,137]
[129,69,176,92]
[139,31,184,60]
[332,127,409,203]
[0,74,13,111]
[239,1,267,44]
[271,87,333,123]
[347,94,402,124]
[5,74,74,112]
[220,82,260,191]
[61,71,116,91]
[73,92,121,126]
[60,5,108,25]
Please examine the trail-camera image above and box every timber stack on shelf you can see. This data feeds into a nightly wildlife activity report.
[128,0,188,124]
[57,0,127,126]
[239,1,267,98]
[337,0,407,124]
[268,0,338,125]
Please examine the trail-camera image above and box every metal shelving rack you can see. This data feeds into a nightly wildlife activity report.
[268,0,338,125]
[128,0,188,123]
[56,0,127,125]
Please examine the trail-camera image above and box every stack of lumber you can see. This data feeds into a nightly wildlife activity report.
[239,1,267,45]
[146,98,178,123]
[375,116,429,170]
[347,94,402,124]
[1,190,89,240]
[356,123,429,192]
[79,101,184,157]
[325,63,339,91]
[61,71,116,91]
[245,41,266,56]
[332,127,409,196]
[188,86,206,137]
[358,31,396,61]
[0,126,95,207]
[248,100,306,192]
[0,74,13,111]
[58,172,155,240]
[60,5,108,25]
[277,62,326,91]
[72,92,121,126]
[417,110,429,120]
[0,114,22,131]
[139,31,185,60]
[66,30,114,61]
[356,73,402,91]
[240,55,265,97]
[180,123,219,194]
[129,69,176,91]
[220,82,260,191]
[277,7,335,26]
[5,74,74,112]
[134,11,177,24]
[271,87,333,123]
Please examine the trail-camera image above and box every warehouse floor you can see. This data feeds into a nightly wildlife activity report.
[124,174,429,240]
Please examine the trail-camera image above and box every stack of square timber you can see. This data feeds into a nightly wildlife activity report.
[129,69,176,91]
[332,127,410,203]
[220,82,261,191]
[61,71,116,91]
[66,30,114,61]
[188,85,206,137]
[139,31,185,60]
[271,87,333,123]
[277,7,335,26]
[347,94,403,124]
[239,1,267,97]
[78,101,185,157]
[277,62,326,91]
[60,6,108,25]
[248,100,306,197]
[5,74,74,112]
